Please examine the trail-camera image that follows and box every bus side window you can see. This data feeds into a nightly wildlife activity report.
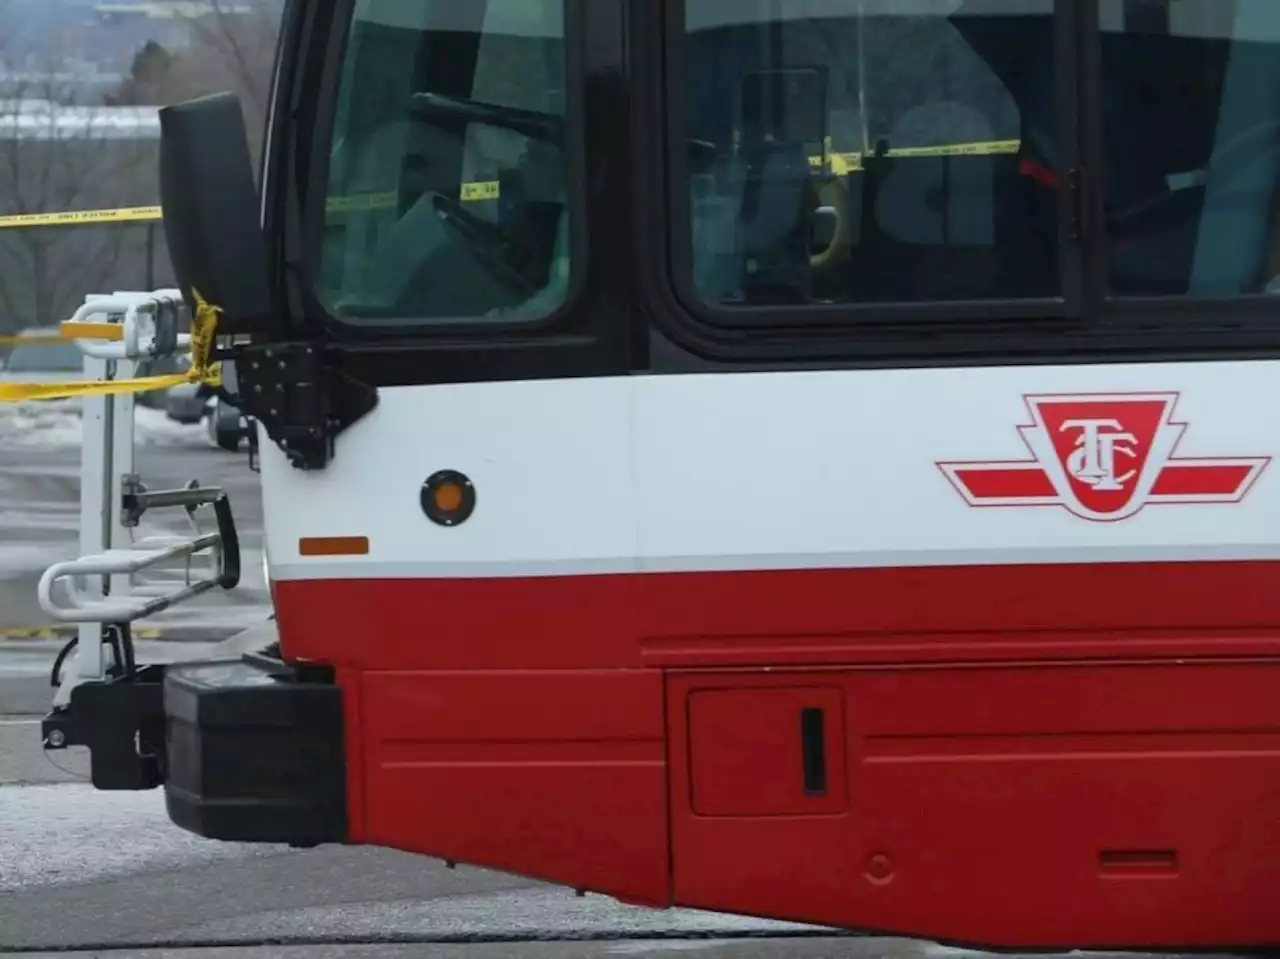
[1099,0,1280,298]
[679,0,1061,309]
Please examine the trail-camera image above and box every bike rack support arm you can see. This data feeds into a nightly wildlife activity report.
[38,533,224,624]
[64,290,190,362]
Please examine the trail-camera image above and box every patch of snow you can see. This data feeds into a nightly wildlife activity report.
[0,542,77,580]
[0,401,83,448]
[0,402,205,450]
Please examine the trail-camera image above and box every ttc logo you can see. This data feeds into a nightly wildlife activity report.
[937,392,1270,522]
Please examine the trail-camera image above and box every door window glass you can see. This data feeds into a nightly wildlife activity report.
[313,0,573,324]
[1099,0,1280,297]
[678,0,1061,308]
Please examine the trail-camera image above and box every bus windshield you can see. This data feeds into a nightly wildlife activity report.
[313,0,572,326]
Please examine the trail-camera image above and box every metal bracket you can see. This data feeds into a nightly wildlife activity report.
[39,533,225,624]
[42,660,167,790]
[120,473,144,529]
[233,341,378,471]
[66,290,190,362]
[36,289,254,790]
[247,424,261,474]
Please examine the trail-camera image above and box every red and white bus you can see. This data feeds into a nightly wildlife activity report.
[48,0,1280,949]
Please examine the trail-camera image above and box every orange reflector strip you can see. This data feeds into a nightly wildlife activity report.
[61,321,124,341]
[299,536,369,557]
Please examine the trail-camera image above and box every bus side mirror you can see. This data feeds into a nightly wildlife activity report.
[159,92,274,338]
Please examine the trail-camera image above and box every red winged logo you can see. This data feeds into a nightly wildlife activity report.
[937,392,1270,522]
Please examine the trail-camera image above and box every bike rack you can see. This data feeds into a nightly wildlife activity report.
[37,290,242,755]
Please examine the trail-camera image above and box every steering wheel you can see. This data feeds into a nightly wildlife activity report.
[429,192,539,297]
[411,92,563,144]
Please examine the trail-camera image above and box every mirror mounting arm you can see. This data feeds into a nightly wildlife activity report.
[234,342,378,471]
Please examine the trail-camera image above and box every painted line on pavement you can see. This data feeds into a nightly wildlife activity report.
[0,625,235,642]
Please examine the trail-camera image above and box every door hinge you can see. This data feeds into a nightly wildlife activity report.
[232,342,378,471]
[1068,167,1088,242]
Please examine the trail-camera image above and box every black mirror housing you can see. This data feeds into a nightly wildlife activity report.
[159,92,274,338]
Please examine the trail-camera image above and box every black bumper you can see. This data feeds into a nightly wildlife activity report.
[42,651,348,848]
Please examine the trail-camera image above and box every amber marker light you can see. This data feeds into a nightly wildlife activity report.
[421,470,476,527]
[298,536,370,557]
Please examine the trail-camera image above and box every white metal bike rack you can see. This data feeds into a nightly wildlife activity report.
[38,290,241,708]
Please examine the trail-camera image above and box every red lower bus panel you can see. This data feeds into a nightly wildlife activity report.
[274,564,1280,946]
[667,663,1280,948]
[357,668,670,906]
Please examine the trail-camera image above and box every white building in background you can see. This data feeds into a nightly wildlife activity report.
[0,100,160,141]
[94,2,257,19]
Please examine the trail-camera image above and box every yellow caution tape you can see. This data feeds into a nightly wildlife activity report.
[187,286,223,390]
[0,182,505,229]
[0,138,1021,230]
[461,181,501,202]
[323,192,399,214]
[811,138,1021,176]
[2,322,128,349]
[0,370,189,403]
[0,206,166,229]
[0,287,222,404]
[0,136,1022,396]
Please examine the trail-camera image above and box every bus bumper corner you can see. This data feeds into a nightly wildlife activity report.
[163,653,348,847]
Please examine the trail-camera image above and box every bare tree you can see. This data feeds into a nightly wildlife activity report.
[0,39,160,336]
[177,1,281,122]
[102,2,282,170]
[153,0,284,163]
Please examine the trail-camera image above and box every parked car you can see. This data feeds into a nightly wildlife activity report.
[138,352,192,412]
[0,329,85,388]
[165,356,213,424]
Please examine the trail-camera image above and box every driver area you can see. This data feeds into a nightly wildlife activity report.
[316,0,571,324]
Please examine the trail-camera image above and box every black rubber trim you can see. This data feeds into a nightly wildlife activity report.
[212,492,241,589]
